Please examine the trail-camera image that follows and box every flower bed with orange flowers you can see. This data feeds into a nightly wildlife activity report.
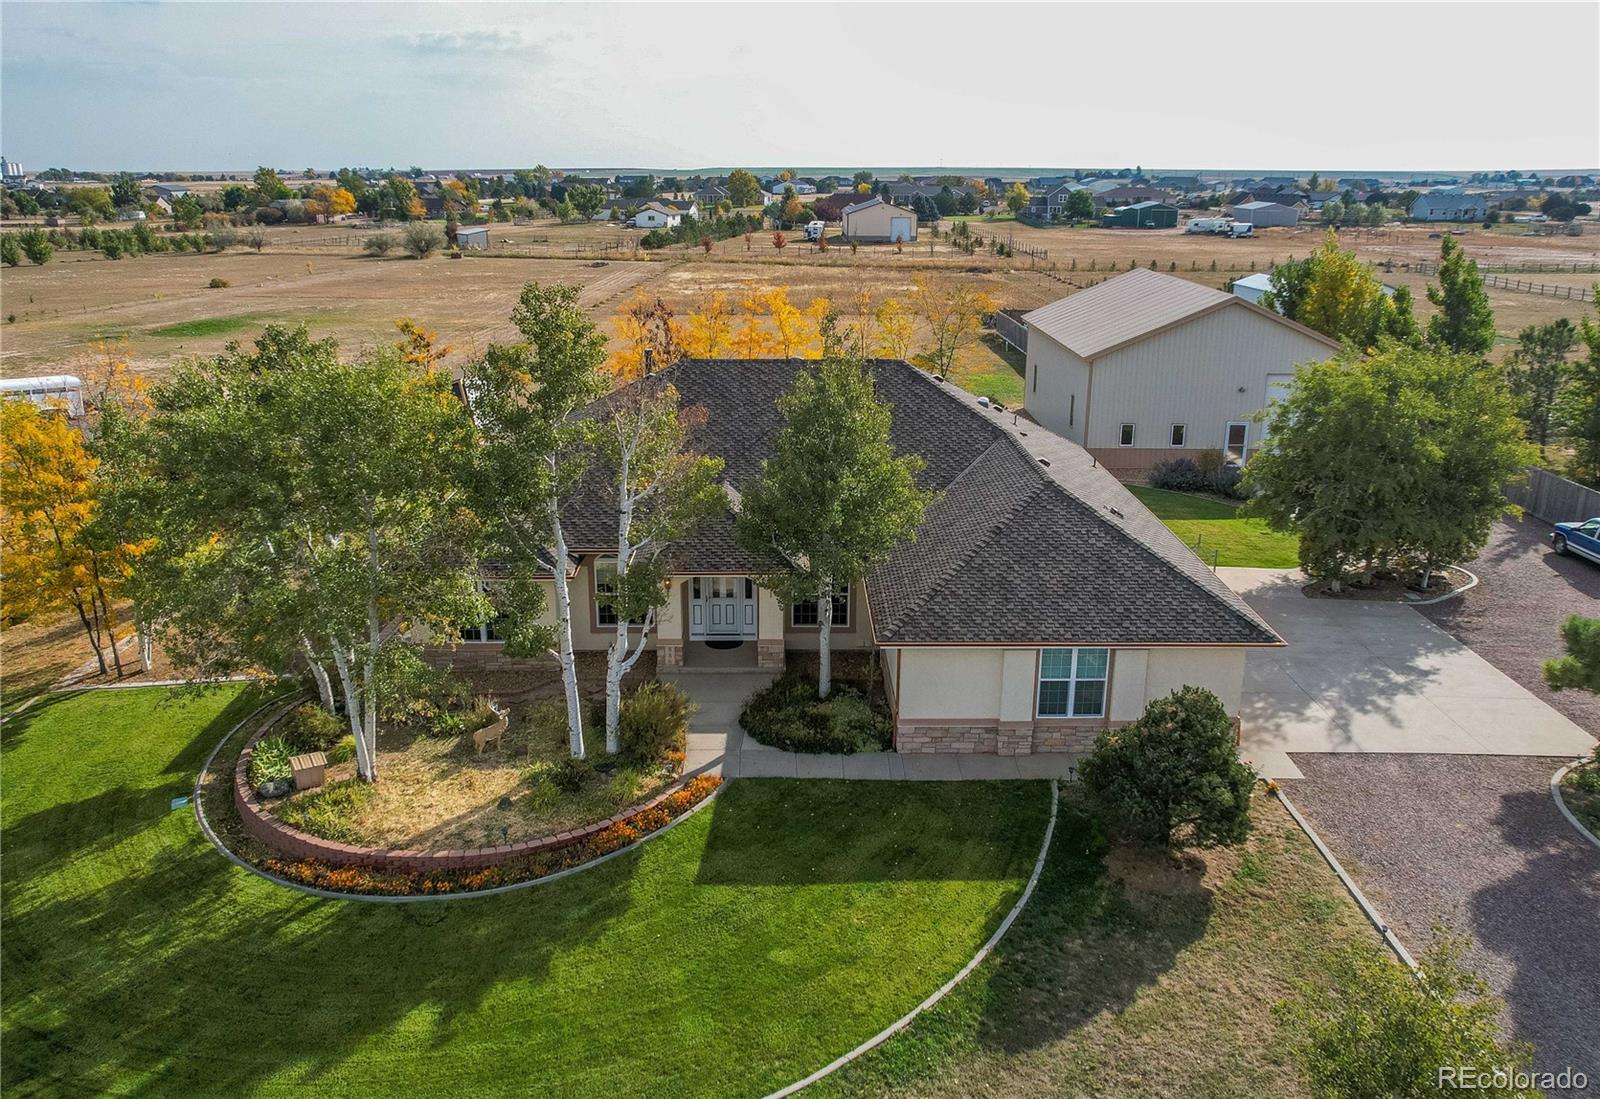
[247,773,721,897]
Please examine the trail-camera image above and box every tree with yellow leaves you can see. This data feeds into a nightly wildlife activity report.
[684,289,734,357]
[911,276,996,380]
[874,297,915,361]
[847,285,878,359]
[78,339,149,425]
[394,318,452,371]
[766,287,811,359]
[305,185,357,222]
[1,400,136,676]
[610,294,684,379]
[731,285,775,359]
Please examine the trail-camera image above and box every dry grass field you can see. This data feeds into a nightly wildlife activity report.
[2,217,1595,385]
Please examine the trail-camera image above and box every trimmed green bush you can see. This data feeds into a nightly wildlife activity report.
[618,681,692,763]
[273,780,374,844]
[740,673,891,754]
[279,703,343,753]
[248,735,294,787]
[549,754,592,794]
[1079,686,1254,850]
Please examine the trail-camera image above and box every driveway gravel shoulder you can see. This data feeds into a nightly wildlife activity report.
[1286,753,1599,1094]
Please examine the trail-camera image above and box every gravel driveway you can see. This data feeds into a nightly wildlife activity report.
[1421,516,1600,734]
[1287,754,1599,1094]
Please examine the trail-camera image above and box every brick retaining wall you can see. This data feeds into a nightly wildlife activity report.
[233,717,699,875]
[897,720,1129,755]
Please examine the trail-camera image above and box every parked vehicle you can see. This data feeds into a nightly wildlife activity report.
[1228,221,1255,238]
[1186,217,1229,234]
[1552,517,1600,564]
[804,220,825,241]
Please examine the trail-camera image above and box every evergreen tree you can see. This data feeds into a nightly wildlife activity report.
[1425,237,1496,357]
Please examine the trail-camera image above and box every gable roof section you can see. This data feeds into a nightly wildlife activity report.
[1021,267,1339,362]
[841,196,885,216]
[565,358,1279,648]
[865,373,1279,647]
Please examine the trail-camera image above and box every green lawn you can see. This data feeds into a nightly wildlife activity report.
[952,334,1027,406]
[147,313,273,339]
[817,794,1376,1098]
[0,686,1047,1098]
[1127,485,1302,569]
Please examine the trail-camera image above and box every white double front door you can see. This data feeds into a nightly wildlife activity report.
[689,576,757,639]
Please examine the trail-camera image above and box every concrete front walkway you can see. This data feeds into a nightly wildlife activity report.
[1221,568,1596,779]
[667,669,1083,781]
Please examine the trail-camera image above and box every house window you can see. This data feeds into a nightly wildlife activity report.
[1118,423,1136,447]
[594,557,646,627]
[1225,421,1249,462]
[792,585,849,628]
[1169,423,1187,447]
[1037,647,1109,718]
[464,615,507,643]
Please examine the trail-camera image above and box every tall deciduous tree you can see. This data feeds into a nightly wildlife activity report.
[911,277,996,380]
[736,357,928,696]
[1,401,137,677]
[726,169,762,208]
[1505,318,1577,457]
[1245,345,1532,589]
[1425,236,1496,357]
[104,326,485,781]
[1005,182,1030,214]
[593,379,724,750]
[465,283,609,757]
[1267,231,1419,349]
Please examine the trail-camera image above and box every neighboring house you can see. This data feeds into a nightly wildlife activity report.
[1409,188,1488,222]
[1027,182,1088,219]
[1229,200,1301,227]
[1091,185,1178,209]
[841,197,917,242]
[633,199,698,228]
[452,357,1281,754]
[456,225,490,250]
[693,185,731,206]
[153,184,190,201]
[1021,268,1341,477]
[1102,201,1178,229]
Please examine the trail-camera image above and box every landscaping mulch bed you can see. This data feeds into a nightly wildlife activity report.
[1300,570,1464,602]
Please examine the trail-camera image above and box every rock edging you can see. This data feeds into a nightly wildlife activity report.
[233,714,705,875]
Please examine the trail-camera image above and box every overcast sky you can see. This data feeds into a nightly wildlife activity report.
[3,1,1597,173]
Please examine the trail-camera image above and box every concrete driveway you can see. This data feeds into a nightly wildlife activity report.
[1221,568,1595,779]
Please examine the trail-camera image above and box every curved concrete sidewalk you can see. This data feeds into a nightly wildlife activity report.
[675,671,1082,782]
[1220,568,1595,780]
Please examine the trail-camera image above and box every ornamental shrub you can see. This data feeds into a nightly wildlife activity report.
[279,703,343,753]
[617,681,692,763]
[1078,686,1254,850]
[1149,457,1209,493]
[549,754,592,794]
[1277,932,1536,1099]
[327,735,357,765]
[740,672,891,754]
[273,779,374,844]
[248,735,295,788]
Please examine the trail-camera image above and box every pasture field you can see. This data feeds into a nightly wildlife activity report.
[2,216,1595,382]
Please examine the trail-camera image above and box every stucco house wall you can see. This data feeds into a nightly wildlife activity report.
[886,644,1248,754]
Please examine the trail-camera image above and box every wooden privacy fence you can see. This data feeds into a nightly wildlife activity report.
[1505,467,1600,524]
[990,309,1029,354]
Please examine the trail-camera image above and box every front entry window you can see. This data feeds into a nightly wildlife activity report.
[792,585,849,627]
[1224,421,1249,462]
[1037,647,1109,718]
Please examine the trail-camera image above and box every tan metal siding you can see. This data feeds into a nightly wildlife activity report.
[1084,304,1335,452]
[1022,325,1091,444]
